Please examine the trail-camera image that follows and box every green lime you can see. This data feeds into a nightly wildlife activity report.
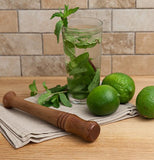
[101,72,135,104]
[87,85,120,116]
[136,86,154,118]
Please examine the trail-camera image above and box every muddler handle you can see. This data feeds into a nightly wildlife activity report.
[3,91,100,142]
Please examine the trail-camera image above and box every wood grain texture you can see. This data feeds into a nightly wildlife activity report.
[0,76,154,160]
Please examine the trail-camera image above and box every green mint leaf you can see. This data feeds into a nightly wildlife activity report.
[42,81,48,91]
[38,90,51,105]
[67,7,79,17]
[49,85,61,92]
[54,20,64,43]
[64,5,69,16]
[71,93,88,100]
[50,94,60,108]
[63,40,75,60]
[68,79,87,93]
[77,35,92,40]
[69,67,88,75]
[65,49,95,77]
[84,59,95,78]
[63,5,69,27]
[68,52,89,69]
[96,38,101,44]
[63,5,79,18]
[50,12,63,19]
[52,102,60,108]
[88,58,96,71]
[88,69,100,92]
[50,94,58,103]
[75,41,97,49]
[75,36,100,49]
[59,93,72,107]
[63,18,68,27]
[67,76,89,94]
[64,34,76,44]
[40,94,60,108]
[42,101,53,107]
[67,52,96,90]
[66,51,98,97]
[50,5,79,42]
[49,84,67,93]
[29,80,38,96]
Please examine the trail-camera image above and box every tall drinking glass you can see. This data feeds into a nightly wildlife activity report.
[62,17,103,104]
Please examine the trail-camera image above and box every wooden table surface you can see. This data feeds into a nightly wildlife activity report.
[0,76,154,160]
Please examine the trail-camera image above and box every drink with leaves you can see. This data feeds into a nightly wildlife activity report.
[62,18,102,103]
[51,5,102,104]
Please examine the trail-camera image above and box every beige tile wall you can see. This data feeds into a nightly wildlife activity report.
[0,0,153,76]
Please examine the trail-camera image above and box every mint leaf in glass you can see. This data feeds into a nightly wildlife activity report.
[64,7,79,17]
[50,5,79,43]
[50,12,63,19]
[63,40,75,60]
[54,20,63,43]
[88,69,100,92]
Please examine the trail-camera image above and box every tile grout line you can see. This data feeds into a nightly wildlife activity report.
[111,9,113,32]
[1,54,154,57]
[17,10,20,32]
[135,0,137,8]
[1,31,154,34]
[0,32,54,34]
[0,8,154,10]
[0,54,66,57]
[20,56,23,76]
[134,32,136,55]
[111,55,113,73]
[87,0,89,9]
[117,53,154,55]
[40,0,42,9]
[41,33,44,55]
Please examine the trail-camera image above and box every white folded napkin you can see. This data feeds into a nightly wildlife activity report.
[0,95,138,148]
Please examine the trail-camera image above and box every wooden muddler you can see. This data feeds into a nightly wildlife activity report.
[3,91,100,142]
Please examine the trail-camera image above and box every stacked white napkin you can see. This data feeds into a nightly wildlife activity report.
[0,95,138,148]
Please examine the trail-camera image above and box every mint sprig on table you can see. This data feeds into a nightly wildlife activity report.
[29,80,72,108]
[29,80,38,96]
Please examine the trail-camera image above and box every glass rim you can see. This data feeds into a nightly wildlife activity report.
[63,17,103,32]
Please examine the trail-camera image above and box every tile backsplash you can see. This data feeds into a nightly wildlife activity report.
[0,0,153,76]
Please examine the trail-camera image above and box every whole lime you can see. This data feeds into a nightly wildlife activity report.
[87,85,120,116]
[136,86,154,118]
[102,72,135,104]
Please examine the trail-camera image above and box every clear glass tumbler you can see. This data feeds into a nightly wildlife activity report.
[62,17,103,104]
